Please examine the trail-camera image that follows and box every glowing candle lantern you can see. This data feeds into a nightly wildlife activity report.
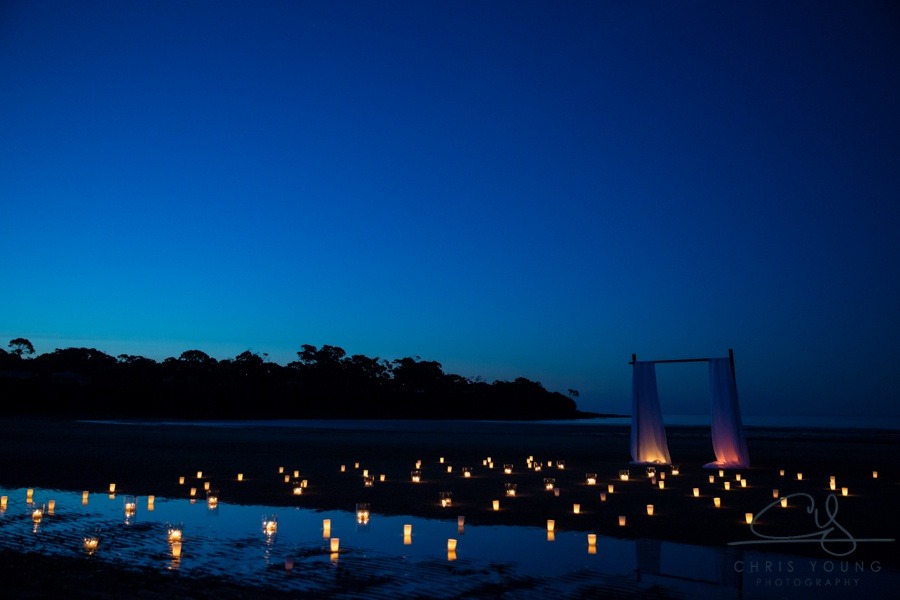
[780,497,788,508]
[557,460,565,470]
[109,483,116,493]
[503,464,513,474]
[533,463,542,472]
[447,538,457,551]
[718,469,724,477]
[446,465,453,474]
[829,475,836,483]
[830,481,836,490]
[745,512,753,524]
[439,457,445,464]
[505,483,517,497]
[646,467,656,478]
[124,497,136,516]
[207,491,219,508]
[340,465,346,472]
[356,503,370,524]
[693,487,700,497]
[547,519,555,532]
[362,469,368,477]
[600,492,607,501]
[354,462,360,469]
[708,475,715,483]
[32,506,43,523]
[658,480,665,490]
[294,470,300,478]
[284,475,291,483]
[416,460,422,468]
[841,487,848,496]
[278,466,284,474]
[779,469,785,476]
[587,533,597,546]
[735,473,741,481]
[724,482,731,491]
[482,459,487,466]
[440,492,452,508]
[618,515,626,527]
[263,515,278,535]
[586,473,597,485]
[553,487,560,497]
[330,538,340,552]
[82,490,89,503]
[411,470,421,483]
[147,495,155,510]
[671,466,680,476]
[363,476,374,487]
[179,476,185,485]
[83,535,99,553]
[713,497,721,508]
[48,499,56,514]
[0,496,7,509]
[646,504,654,516]
[189,487,197,497]
[489,462,494,469]
[404,523,412,536]
[773,489,779,498]
[573,503,581,514]
[873,471,878,478]
[323,518,331,537]
[797,473,803,480]
[660,472,666,480]
[302,479,308,488]
[608,484,614,494]
[492,500,500,511]
[204,481,210,491]
[196,471,203,479]
[171,541,182,558]
[544,478,556,491]
[380,474,386,482]
[463,468,472,478]
[740,479,747,488]
[619,470,629,481]
[167,524,183,542]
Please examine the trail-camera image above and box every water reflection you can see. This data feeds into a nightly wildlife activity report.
[0,485,895,599]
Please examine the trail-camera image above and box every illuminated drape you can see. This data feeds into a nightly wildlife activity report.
[704,357,750,468]
[630,361,672,465]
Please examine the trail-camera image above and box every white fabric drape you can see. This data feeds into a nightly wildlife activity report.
[630,361,672,465]
[705,357,750,468]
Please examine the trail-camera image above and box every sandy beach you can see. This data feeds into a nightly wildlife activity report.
[0,417,897,598]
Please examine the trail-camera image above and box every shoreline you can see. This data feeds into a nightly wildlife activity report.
[1,417,897,597]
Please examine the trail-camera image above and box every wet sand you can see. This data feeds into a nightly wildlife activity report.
[0,417,897,597]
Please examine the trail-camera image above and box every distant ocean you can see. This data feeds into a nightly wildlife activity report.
[92,414,900,431]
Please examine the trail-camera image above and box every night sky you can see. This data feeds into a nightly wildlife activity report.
[2,1,898,417]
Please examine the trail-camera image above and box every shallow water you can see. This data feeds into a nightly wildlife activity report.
[1,485,895,599]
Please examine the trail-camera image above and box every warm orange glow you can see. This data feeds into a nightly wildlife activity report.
[779,469,785,476]
[713,497,721,508]
[330,538,340,552]
[586,473,597,485]
[505,483,517,496]
[744,511,754,524]
[503,464,513,474]
[404,523,412,536]
[873,471,878,478]
[167,526,183,542]
[797,472,803,480]
[708,475,715,483]
[830,481,836,490]
[600,492,607,501]
[178,476,185,484]
[171,541,182,558]
[740,479,747,488]
[547,531,555,541]
[573,503,581,514]
[411,470,421,483]
[773,489,779,498]
[619,470,629,481]
[340,465,346,472]
[618,515,626,526]
[440,492,452,507]
[196,471,203,479]
[658,480,665,490]
[109,483,116,493]
[447,538,457,551]
[547,519,555,532]
[692,487,700,497]
[780,497,788,508]
[841,487,849,496]
[587,533,597,546]
[724,481,731,491]
[447,549,457,562]
[646,504,654,516]
[83,536,99,552]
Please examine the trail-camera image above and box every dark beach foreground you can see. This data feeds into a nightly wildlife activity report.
[0,417,897,598]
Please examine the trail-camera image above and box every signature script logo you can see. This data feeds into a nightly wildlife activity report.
[728,493,894,557]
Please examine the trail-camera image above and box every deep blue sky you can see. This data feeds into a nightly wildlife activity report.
[2,1,898,417]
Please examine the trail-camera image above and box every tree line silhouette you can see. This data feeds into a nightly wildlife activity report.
[1,338,600,421]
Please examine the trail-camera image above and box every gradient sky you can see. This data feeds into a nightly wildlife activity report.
[2,1,898,417]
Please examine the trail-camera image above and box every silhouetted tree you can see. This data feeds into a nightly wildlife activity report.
[8,338,35,358]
